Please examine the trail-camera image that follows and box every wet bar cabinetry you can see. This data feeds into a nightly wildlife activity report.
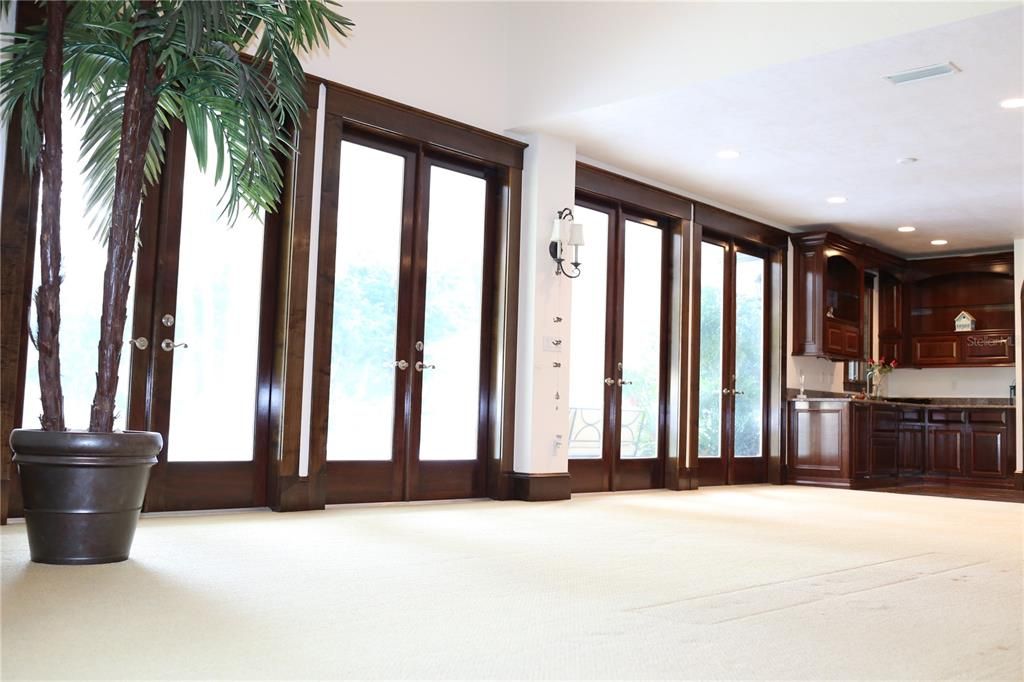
[791,233,864,360]
[791,233,1014,367]
[906,253,1015,367]
[788,400,1016,489]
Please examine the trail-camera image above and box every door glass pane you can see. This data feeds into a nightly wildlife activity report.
[166,137,265,461]
[733,252,764,458]
[568,206,609,460]
[417,166,486,461]
[23,107,134,431]
[698,242,725,458]
[620,220,662,460]
[326,141,405,461]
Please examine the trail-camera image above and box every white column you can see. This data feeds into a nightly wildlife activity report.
[513,133,577,474]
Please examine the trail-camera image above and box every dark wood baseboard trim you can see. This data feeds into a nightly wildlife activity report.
[270,475,326,512]
[910,475,1016,490]
[787,476,854,489]
[667,467,699,491]
[509,472,571,501]
[1015,472,1024,491]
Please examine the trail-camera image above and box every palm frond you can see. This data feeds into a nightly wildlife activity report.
[0,0,352,238]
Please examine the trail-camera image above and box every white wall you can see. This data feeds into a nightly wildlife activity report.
[887,367,1016,398]
[298,2,510,133]
[512,134,576,474]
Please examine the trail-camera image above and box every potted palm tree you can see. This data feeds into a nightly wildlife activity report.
[0,0,351,564]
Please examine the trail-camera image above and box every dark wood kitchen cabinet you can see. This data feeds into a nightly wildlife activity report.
[791,233,864,360]
[907,254,1015,368]
[897,416,925,475]
[788,401,1015,489]
[878,272,906,365]
[791,231,1013,368]
[965,411,1011,479]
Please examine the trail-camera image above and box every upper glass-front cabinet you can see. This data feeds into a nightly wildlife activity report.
[791,232,863,360]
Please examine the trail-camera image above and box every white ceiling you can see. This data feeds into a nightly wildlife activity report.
[524,5,1024,255]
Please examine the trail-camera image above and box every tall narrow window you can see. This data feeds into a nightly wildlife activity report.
[417,166,487,461]
[567,205,610,459]
[698,242,725,458]
[733,252,764,458]
[166,137,266,461]
[327,141,405,461]
[620,220,661,459]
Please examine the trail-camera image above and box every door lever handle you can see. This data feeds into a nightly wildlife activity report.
[128,337,149,350]
[617,379,633,386]
[393,360,409,371]
[415,361,436,372]
[722,388,733,395]
[733,390,745,396]
[604,378,615,386]
[161,339,188,352]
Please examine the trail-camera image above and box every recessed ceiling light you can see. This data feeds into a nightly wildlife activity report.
[897,225,916,232]
[930,239,948,246]
[826,196,847,204]
[1000,97,1024,109]
[716,149,741,159]
[896,157,918,165]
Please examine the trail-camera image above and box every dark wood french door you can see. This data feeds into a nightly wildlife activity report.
[20,118,274,512]
[318,124,497,503]
[567,199,668,493]
[697,235,769,485]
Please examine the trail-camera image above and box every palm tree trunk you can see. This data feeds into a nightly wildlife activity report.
[88,6,160,433]
[35,0,67,432]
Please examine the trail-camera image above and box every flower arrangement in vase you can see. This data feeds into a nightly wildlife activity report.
[866,357,898,399]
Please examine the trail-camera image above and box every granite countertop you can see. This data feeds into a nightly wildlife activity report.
[789,396,1015,409]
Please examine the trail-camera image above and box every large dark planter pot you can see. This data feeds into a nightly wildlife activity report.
[10,429,161,565]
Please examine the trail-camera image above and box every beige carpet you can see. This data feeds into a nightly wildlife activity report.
[2,485,1022,680]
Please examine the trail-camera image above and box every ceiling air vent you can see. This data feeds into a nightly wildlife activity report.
[884,62,960,85]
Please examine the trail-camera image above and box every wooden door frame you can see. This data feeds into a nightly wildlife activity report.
[312,115,519,505]
[696,231,772,486]
[567,194,671,493]
[265,79,525,512]
[318,123,420,504]
[140,119,277,512]
[565,197,618,493]
[728,239,772,484]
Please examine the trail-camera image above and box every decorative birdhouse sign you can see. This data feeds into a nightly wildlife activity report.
[954,310,976,332]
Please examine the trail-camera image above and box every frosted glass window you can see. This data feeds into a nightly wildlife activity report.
[698,242,725,458]
[567,206,609,460]
[327,141,405,461]
[619,220,661,459]
[166,137,265,461]
[417,166,486,461]
[733,252,764,458]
